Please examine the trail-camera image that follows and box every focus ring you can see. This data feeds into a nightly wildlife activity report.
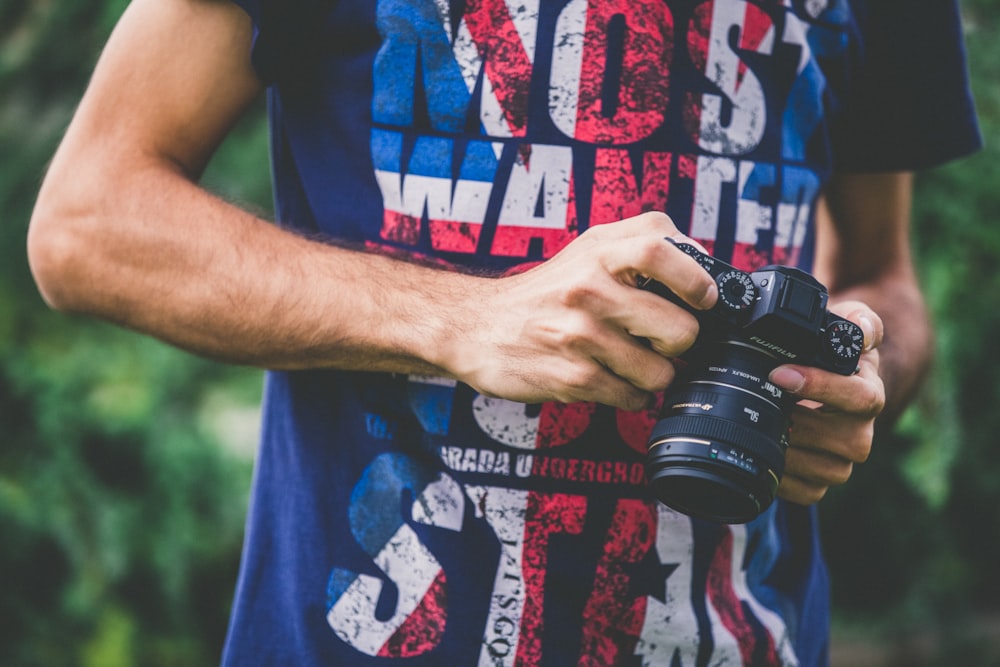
[648,414,787,465]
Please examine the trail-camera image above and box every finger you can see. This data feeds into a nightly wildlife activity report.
[769,351,884,418]
[566,362,657,411]
[555,267,703,360]
[777,473,831,506]
[581,373,655,411]
[830,300,884,352]
[504,349,654,411]
[543,297,680,397]
[590,325,680,394]
[577,210,679,245]
[783,442,856,489]
[608,281,703,358]
[785,404,874,463]
[632,303,702,358]
[632,238,719,311]
[586,217,717,311]
[515,302,672,409]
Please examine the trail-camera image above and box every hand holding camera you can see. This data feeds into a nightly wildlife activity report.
[640,240,865,523]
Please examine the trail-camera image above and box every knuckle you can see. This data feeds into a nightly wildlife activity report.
[553,313,597,349]
[807,486,829,504]
[633,237,667,271]
[581,221,612,242]
[872,385,887,416]
[830,461,855,486]
[562,364,600,395]
[643,210,673,224]
[636,359,676,393]
[676,317,701,349]
[784,479,829,506]
[682,270,714,304]
[561,278,606,310]
[859,382,886,418]
[620,388,652,412]
[849,426,874,463]
[635,210,674,232]
[653,316,700,357]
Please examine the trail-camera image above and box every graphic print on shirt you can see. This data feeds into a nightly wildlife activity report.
[370,0,848,270]
[326,1,850,664]
[327,455,796,667]
[327,379,799,665]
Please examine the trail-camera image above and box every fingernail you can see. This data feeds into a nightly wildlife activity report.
[770,367,806,393]
[859,316,875,351]
[700,281,718,309]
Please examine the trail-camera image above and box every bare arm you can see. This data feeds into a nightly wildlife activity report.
[27,0,718,411]
[27,0,462,376]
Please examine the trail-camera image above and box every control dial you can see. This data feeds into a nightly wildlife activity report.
[823,319,864,363]
[716,270,758,315]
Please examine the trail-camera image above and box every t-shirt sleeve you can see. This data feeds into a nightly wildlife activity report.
[228,0,333,85]
[832,0,982,172]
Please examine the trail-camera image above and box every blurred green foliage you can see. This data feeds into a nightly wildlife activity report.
[0,1,269,665]
[820,1,1000,662]
[1,0,999,665]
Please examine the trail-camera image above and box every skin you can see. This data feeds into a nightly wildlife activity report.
[777,172,924,505]
[26,0,920,507]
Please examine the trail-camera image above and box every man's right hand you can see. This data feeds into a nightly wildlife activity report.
[440,212,718,410]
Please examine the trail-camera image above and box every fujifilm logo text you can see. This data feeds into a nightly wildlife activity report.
[750,336,798,359]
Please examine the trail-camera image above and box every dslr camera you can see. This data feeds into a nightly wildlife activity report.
[640,240,863,523]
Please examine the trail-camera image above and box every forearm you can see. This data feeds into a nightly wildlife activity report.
[26,0,471,375]
[29,162,720,410]
[29,156,478,375]
[830,273,933,427]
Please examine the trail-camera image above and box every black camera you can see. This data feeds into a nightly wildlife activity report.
[639,240,864,523]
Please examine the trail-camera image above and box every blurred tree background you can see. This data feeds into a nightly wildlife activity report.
[0,1,998,665]
[0,1,269,665]
[820,2,1000,663]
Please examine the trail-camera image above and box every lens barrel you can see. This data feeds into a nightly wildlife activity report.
[645,340,793,523]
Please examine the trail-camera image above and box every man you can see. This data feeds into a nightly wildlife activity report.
[27,0,980,664]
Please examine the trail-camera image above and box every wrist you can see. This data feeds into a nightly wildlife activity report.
[417,270,499,384]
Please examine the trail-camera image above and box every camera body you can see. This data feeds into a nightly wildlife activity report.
[640,240,863,523]
[640,240,863,376]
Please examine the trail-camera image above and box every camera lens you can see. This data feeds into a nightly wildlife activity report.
[645,340,793,523]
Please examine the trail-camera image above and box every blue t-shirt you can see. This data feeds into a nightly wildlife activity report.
[221,1,980,665]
